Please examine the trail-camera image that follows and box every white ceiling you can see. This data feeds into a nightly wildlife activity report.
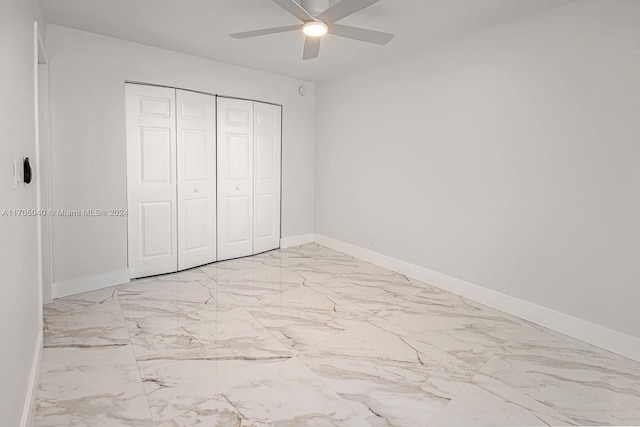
[43,0,572,82]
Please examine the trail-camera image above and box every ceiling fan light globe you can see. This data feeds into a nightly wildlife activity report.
[303,21,328,37]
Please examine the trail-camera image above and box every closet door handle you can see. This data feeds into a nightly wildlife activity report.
[194,188,199,193]
[236,186,240,191]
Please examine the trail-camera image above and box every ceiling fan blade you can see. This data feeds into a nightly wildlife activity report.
[318,0,380,23]
[328,23,394,45]
[230,25,300,39]
[303,36,321,60]
[272,0,315,22]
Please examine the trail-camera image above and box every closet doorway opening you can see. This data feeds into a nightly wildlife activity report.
[125,82,282,279]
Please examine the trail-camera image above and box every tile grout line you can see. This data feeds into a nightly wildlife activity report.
[114,286,157,426]
[39,292,130,375]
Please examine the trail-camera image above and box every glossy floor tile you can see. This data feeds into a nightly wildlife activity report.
[35,244,640,426]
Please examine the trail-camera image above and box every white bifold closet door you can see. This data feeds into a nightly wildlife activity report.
[126,84,178,278]
[253,102,282,254]
[126,84,216,278]
[176,89,217,270]
[217,97,254,260]
[217,97,281,261]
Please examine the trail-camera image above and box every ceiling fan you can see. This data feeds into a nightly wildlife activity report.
[230,0,394,60]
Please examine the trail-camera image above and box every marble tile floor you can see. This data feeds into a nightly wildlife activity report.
[35,244,640,426]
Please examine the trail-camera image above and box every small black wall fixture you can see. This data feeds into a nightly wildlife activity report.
[23,157,32,184]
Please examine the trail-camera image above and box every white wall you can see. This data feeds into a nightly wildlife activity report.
[46,25,315,291]
[316,0,640,340]
[0,0,44,424]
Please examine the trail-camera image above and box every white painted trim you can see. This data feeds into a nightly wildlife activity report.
[280,233,315,249]
[20,330,42,427]
[52,269,131,299]
[314,234,640,363]
[34,21,52,305]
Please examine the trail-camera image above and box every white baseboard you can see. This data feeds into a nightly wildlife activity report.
[52,235,315,299]
[52,269,130,299]
[314,234,640,363]
[280,233,316,249]
[20,330,43,427]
